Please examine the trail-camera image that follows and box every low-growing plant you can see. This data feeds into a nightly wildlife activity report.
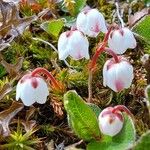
[0,0,150,149]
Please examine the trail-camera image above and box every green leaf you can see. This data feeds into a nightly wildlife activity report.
[41,19,64,38]
[87,114,136,150]
[63,90,101,141]
[133,131,150,150]
[87,103,102,118]
[145,85,150,102]
[74,0,87,15]
[145,0,150,6]
[133,16,150,43]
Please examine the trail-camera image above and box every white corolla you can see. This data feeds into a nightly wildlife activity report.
[16,74,49,106]
[58,29,89,60]
[103,56,134,92]
[98,107,123,136]
[76,8,107,37]
[108,27,136,54]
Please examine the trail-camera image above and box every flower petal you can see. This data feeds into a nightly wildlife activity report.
[58,32,70,60]
[76,8,107,37]
[103,58,134,92]
[108,30,127,54]
[19,79,36,106]
[123,28,137,49]
[34,77,49,104]
[68,31,89,60]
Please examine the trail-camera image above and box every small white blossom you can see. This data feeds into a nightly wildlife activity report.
[58,30,89,60]
[76,8,107,37]
[16,74,49,106]
[103,56,134,92]
[108,27,136,54]
[98,107,123,136]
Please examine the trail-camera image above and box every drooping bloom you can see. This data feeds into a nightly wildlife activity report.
[16,74,49,106]
[58,30,89,60]
[76,8,107,37]
[98,107,123,136]
[103,56,134,92]
[108,27,136,54]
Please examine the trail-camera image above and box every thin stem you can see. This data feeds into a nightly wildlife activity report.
[115,2,125,27]
[88,71,93,103]
[32,37,74,68]
[87,27,112,103]
[31,67,61,90]
[104,48,120,63]
[89,27,112,71]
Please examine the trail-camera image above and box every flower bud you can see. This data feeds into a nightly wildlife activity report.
[76,8,107,37]
[98,107,123,136]
[108,27,136,54]
[58,30,89,60]
[16,74,49,106]
[103,56,134,92]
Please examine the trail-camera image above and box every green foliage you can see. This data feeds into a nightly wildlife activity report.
[41,19,64,38]
[68,70,88,87]
[87,114,136,150]
[133,16,150,43]
[74,0,87,15]
[132,131,150,150]
[63,90,101,141]
[40,124,55,135]
[1,125,41,150]
[145,0,150,6]
[87,103,102,118]
[145,85,150,102]
[0,66,6,78]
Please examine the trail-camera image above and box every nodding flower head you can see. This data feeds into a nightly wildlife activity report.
[103,56,134,92]
[108,27,136,54]
[76,8,107,37]
[98,107,123,136]
[58,29,89,60]
[16,73,49,106]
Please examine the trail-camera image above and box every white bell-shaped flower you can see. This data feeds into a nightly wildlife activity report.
[108,27,136,54]
[76,8,107,37]
[58,30,89,60]
[103,57,134,92]
[16,74,49,106]
[98,107,123,136]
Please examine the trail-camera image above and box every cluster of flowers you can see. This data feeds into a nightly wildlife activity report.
[58,7,136,92]
[15,7,136,137]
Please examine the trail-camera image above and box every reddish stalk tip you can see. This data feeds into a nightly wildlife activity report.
[31,67,62,91]
[112,105,133,118]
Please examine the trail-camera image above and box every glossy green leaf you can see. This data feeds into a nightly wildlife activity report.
[74,0,87,15]
[87,114,136,150]
[133,131,150,150]
[41,19,64,37]
[133,16,150,43]
[64,90,101,141]
[87,103,102,118]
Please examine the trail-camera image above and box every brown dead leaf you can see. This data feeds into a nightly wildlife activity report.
[26,106,37,121]
[0,57,24,77]
[11,106,37,132]
[0,83,13,101]
[0,101,24,137]
[0,0,37,51]
[128,8,150,27]
[47,140,55,150]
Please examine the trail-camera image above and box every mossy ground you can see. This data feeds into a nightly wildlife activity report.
[0,0,150,149]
